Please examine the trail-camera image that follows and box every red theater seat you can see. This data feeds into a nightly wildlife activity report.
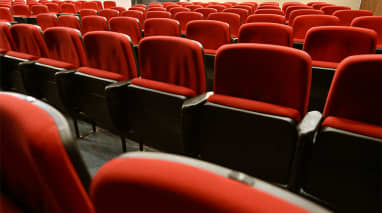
[103,0,116,9]
[12,4,31,17]
[31,4,49,16]
[207,4,226,12]
[99,8,119,21]
[223,8,248,25]
[320,5,350,15]
[192,43,312,186]
[292,15,339,43]
[91,152,330,213]
[185,5,202,11]
[148,7,166,11]
[56,31,137,149]
[106,36,205,155]
[303,26,377,111]
[0,7,13,22]
[351,16,382,50]
[80,8,98,18]
[169,7,190,16]
[57,15,80,30]
[83,1,99,10]
[0,22,14,54]
[36,13,57,31]
[146,11,171,19]
[300,54,382,212]
[144,18,180,37]
[0,92,94,213]
[174,11,203,34]
[194,8,217,19]
[81,15,109,34]
[247,14,285,24]
[208,12,240,38]
[254,8,284,15]
[239,23,293,47]
[109,16,141,46]
[233,4,253,14]
[285,5,312,21]
[112,6,126,13]
[128,6,145,13]
[121,10,144,26]
[46,3,59,13]
[333,9,373,26]
[60,3,77,14]
[288,9,324,26]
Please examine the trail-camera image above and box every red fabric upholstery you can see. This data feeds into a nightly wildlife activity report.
[174,11,203,34]
[79,9,98,18]
[144,18,180,36]
[322,54,382,138]
[352,16,382,49]
[99,9,119,21]
[83,2,98,10]
[247,14,285,24]
[109,17,141,45]
[254,9,284,15]
[258,5,280,10]
[214,44,312,121]
[186,5,203,11]
[41,27,86,68]
[146,11,171,18]
[334,10,373,26]
[169,7,190,16]
[186,20,230,54]
[12,5,31,17]
[57,15,81,30]
[37,57,76,69]
[60,3,76,14]
[0,7,13,22]
[321,6,350,15]
[77,67,126,81]
[208,12,240,38]
[80,31,137,81]
[303,26,377,68]
[165,5,180,11]
[209,94,301,121]
[223,8,248,25]
[148,7,166,11]
[0,194,23,213]
[0,93,94,213]
[207,5,226,12]
[128,7,145,13]
[0,22,14,53]
[81,16,108,34]
[10,24,48,58]
[46,3,59,13]
[103,1,116,9]
[194,8,217,19]
[31,5,49,16]
[93,1,103,10]
[131,78,197,97]
[121,10,144,26]
[112,6,126,13]
[293,15,339,42]
[238,23,293,47]
[138,36,205,95]
[312,3,334,10]
[282,2,305,12]
[288,9,324,26]
[6,51,38,60]
[90,157,309,213]
[285,6,312,20]
[233,5,253,14]
[36,13,58,31]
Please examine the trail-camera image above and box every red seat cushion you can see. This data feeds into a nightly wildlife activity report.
[311,60,338,69]
[37,57,76,69]
[78,67,126,81]
[6,50,38,60]
[208,94,301,121]
[322,116,382,139]
[131,78,197,97]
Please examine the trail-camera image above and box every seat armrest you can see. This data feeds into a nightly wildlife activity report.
[55,69,77,115]
[231,37,238,43]
[297,111,322,137]
[105,79,132,91]
[182,91,213,111]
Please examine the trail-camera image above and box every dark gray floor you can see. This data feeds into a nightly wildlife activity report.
[65,117,140,176]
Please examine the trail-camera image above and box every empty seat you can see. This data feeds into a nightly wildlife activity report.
[293,15,339,43]
[91,152,330,213]
[352,16,382,50]
[12,5,31,17]
[207,5,226,12]
[258,5,280,9]
[0,22,14,54]
[320,5,350,15]
[92,1,103,10]
[1,24,48,92]
[148,7,166,11]
[80,8,98,18]
[185,5,202,11]
[192,43,311,186]
[146,11,171,19]
[31,5,49,16]
[57,15,80,30]
[0,92,93,213]
[98,9,119,21]
[144,18,180,37]
[247,14,285,24]
[81,15,109,34]
[194,8,217,19]
[254,8,284,15]
[0,7,13,22]
[128,6,145,13]
[106,36,205,155]
[312,3,333,10]
[46,3,59,13]
[83,1,98,10]
[174,11,203,34]
[169,7,190,16]
[223,8,248,25]
[333,9,373,26]
[208,12,240,38]
[20,27,86,110]
[36,13,57,31]
[103,0,116,9]
[300,54,382,212]
[60,3,77,14]
[239,23,293,47]
[303,26,377,111]
[285,6,312,21]
[288,9,324,26]
[112,6,126,13]
[283,2,305,12]
[56,31,137,150]
[121,10,144,26]
[109,16,141,45]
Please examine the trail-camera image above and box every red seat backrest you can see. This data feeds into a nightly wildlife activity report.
[10,24,48,58]
[238,23,293,47]
[109,16,141,45]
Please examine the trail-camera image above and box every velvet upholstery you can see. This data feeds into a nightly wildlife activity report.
[174,11,203,34]
[292,15,339,42]
[146,11,171,19]
[320,6,350,15]
[144,18,180,37]
[109,17,141,45]
[36,13,58,31]
[351,16,382,49]
[238,23,293,47]
[288,9,324,26]
[99,9,119,21]
[60,3,76,14]
[194,8,217,19]
[0,22,14,53]
[79,9,97,18]
[10,24,48,58]
[81,15,109,34]
[333,9,373,26]
[57,15,81,30]
[121,10,144,26]
[247,14,285,24]
[223,8,248,25]
[12,4,31,16]
[207,12,240,38]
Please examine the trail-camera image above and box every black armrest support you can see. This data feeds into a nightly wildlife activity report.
[289,111,322,191]
[55,70,77,116]
[182,91,213,111]
[231,37,238,43]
